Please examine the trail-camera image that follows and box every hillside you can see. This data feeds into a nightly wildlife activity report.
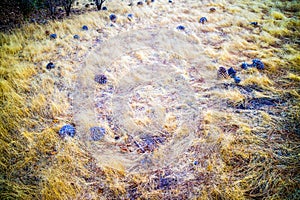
[0,0,299,199]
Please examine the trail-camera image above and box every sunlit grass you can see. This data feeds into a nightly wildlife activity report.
[0,0,299,199]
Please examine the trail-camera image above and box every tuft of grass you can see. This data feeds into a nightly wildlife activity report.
[241,74,274,89]
[270,10,286,20]
[213,88,245,106]
[41,139,92,200]
[287,73,300,82]
[285,53,300,72]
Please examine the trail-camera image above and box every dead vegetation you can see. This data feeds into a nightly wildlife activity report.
[0,0,299,199]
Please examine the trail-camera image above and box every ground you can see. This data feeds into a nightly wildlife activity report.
[0,0,299,199]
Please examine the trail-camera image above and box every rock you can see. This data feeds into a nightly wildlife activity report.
[82,25,88,30]
[94,74,107,84]
[46,62,55,70]
[252,59,264,70]
[241,62,248,69]
[50,33,57,39]
[137,1,143,6]
[210,7,216,12]
[102,6,107,10]
[176,25,185,30]
[59,124,76,138]
[73,34,80,39]
[168,0,173,3]
[241,59,264,70]
[199,17,208,24]
[90,127,105,141]
[250,22,258,26]
[127,13,133,21]
[194,160,199,165]
[234,76,241,84]
[109,14,117,23]
[227,67,237,78]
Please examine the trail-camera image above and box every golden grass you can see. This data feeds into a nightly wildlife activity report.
[0,0,299,199]
[241,74,274,91]
[287,73,300,82]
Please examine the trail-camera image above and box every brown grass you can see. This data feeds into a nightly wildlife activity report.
[1,0,299,199]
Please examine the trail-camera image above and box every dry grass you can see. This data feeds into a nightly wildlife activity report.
[1,0,299,199]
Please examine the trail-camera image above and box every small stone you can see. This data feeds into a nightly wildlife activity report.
[109,14,117,23]
[227,67,237,78]
[114,136,120,140]
[250,22,258,26]
[59,124,76,138]
[176,25,185,30]
[46,62,55,70]
[94,74,107,84]
[234,76,241,84]
[73,34,80,39]
[90,127,105,141]
[168,0,173,3]
[82,25,88,30]
[194,160,199,165]
[199,17,208,24]
[50,33,57,39]
[127,13,133,21]
[102,6,107,10]
[252,59,264,70]
[137,1,143,6]
[241,62,248,69]
[210,7,216,12]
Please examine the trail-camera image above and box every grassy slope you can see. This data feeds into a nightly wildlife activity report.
[0,0,299,199]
